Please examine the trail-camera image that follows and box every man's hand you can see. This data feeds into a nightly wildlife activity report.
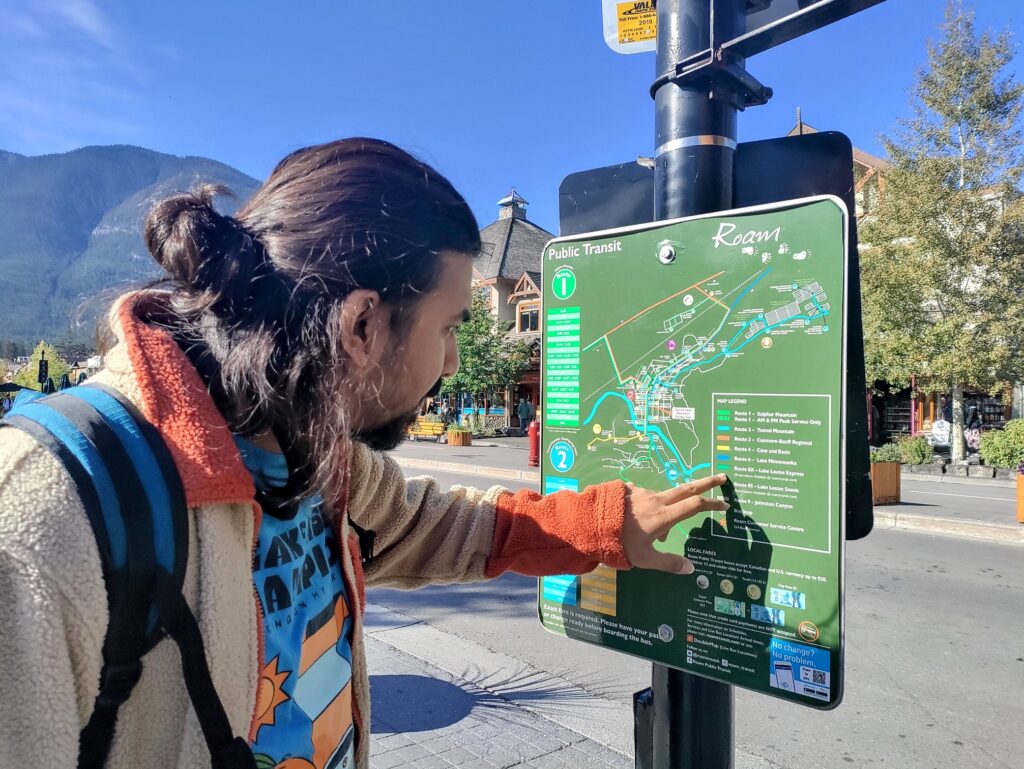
[622,474,729,574]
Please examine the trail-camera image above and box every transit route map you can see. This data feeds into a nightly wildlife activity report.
[539,197,848,708]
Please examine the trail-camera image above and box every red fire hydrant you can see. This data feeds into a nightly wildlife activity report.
[527,418,540,468]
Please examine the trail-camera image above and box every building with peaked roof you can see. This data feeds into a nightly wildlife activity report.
[476,190,553,415]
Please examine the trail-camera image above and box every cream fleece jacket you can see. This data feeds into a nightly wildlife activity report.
[0,292,628,769]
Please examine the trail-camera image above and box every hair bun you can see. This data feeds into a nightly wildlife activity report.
[144,183,248,292]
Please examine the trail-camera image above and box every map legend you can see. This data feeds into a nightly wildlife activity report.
[545,307,582,427]
[712,392,833,552]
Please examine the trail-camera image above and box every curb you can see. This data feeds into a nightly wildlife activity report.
[900,470,1017,489]
[871,508,1024,544]
[394,457,1023,545]
[393,456,541,483]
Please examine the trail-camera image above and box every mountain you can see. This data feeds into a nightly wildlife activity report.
[0,145,260,345]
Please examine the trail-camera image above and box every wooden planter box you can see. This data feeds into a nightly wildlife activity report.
[447,431,472,447]
[870,462,901,505]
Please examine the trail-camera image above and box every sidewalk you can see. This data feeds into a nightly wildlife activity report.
[365,603,777,769]
[392,440,1023,545]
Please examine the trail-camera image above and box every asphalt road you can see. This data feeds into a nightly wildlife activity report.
[369,468,1024,769]
[890,477,1017,524]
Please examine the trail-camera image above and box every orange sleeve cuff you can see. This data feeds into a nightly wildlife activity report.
[484,480,630,578]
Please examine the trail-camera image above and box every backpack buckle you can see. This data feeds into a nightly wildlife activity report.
[96,661,143,707]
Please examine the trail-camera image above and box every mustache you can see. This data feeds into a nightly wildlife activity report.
[425,377,443,400]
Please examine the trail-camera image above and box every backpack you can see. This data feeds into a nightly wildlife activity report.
[1,383,257,769]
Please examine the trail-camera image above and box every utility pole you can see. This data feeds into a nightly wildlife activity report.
[644,1,767,766]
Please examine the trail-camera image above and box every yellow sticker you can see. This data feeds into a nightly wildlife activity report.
[617,1,656,45]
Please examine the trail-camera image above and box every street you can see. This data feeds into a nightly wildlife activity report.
[880,477,1018,525]
[368,467,1024,769]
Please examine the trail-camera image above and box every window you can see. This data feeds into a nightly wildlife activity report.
[518,302,539,332]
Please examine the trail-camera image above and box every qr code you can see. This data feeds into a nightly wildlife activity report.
[812,670,826,684]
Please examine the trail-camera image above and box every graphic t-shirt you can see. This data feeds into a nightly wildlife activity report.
[236,437,355,769]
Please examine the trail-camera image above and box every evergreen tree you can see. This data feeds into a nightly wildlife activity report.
[861,0,1024,460]
[441,289,532,416]
[13,341,71,391]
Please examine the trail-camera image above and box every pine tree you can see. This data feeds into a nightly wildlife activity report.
[861,0,1024,461]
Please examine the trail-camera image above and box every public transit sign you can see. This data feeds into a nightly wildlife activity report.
[603,0,885,57]
[539,196,848,707]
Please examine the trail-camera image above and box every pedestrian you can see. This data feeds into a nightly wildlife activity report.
[964,403,982,454]
[0,138,726,769]
[517,396,532,429]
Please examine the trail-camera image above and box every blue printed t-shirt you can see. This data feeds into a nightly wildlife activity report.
[236,437,356,769]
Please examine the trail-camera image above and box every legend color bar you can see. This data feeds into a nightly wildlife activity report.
[715,408,731,471]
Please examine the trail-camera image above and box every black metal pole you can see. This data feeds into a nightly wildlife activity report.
[644,1,745,767]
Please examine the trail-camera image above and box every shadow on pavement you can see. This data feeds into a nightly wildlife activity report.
[370,675,475,732]
[369,666,602,734]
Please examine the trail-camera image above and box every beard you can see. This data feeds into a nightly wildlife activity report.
[354,376,444,451]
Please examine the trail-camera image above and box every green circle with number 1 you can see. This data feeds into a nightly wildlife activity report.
[551,267,576,300]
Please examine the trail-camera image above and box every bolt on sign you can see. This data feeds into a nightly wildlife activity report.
[539,196,849,708]
[602,0,656,54]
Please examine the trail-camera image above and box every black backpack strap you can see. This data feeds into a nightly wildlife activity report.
[153,572,256,769]
[347,517,376,565]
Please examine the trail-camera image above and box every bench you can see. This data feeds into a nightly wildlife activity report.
[407,417,446,441]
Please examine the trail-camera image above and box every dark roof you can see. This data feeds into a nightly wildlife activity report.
[498,189,529,207]
[476,216,553,281]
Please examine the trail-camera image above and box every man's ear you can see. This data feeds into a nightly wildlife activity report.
[337,289,391,370]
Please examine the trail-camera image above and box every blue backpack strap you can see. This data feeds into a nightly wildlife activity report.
[2,385,255,769]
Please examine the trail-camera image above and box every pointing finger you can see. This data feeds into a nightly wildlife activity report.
[659,474,728,505]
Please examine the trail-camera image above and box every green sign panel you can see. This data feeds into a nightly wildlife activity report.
[539,196,847,708]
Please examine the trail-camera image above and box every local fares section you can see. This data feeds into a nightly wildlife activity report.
[539,197,848,708]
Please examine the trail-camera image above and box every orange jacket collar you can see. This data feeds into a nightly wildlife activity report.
[115,293,256,508]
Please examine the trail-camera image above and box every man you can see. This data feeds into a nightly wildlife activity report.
[0,138,725,769]
[517,396,532,429]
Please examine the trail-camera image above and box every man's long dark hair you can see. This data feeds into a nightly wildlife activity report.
[137,138,480,509]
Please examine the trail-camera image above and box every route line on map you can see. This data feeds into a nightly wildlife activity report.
[581,264,827,487]
[652,272,832,391]
[582,392,709,478]
[597,271,725,339]
[604,340,624,384]
[581,269,766,401]
[587,432,643,450]
[695,285,729,309]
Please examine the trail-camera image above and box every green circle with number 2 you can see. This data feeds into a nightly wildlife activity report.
[551,267,576,300]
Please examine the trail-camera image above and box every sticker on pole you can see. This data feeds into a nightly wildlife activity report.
[602,0,656,54]
[539,196,848,709]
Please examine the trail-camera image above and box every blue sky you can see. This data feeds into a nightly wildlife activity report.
[0,0,1020,233]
